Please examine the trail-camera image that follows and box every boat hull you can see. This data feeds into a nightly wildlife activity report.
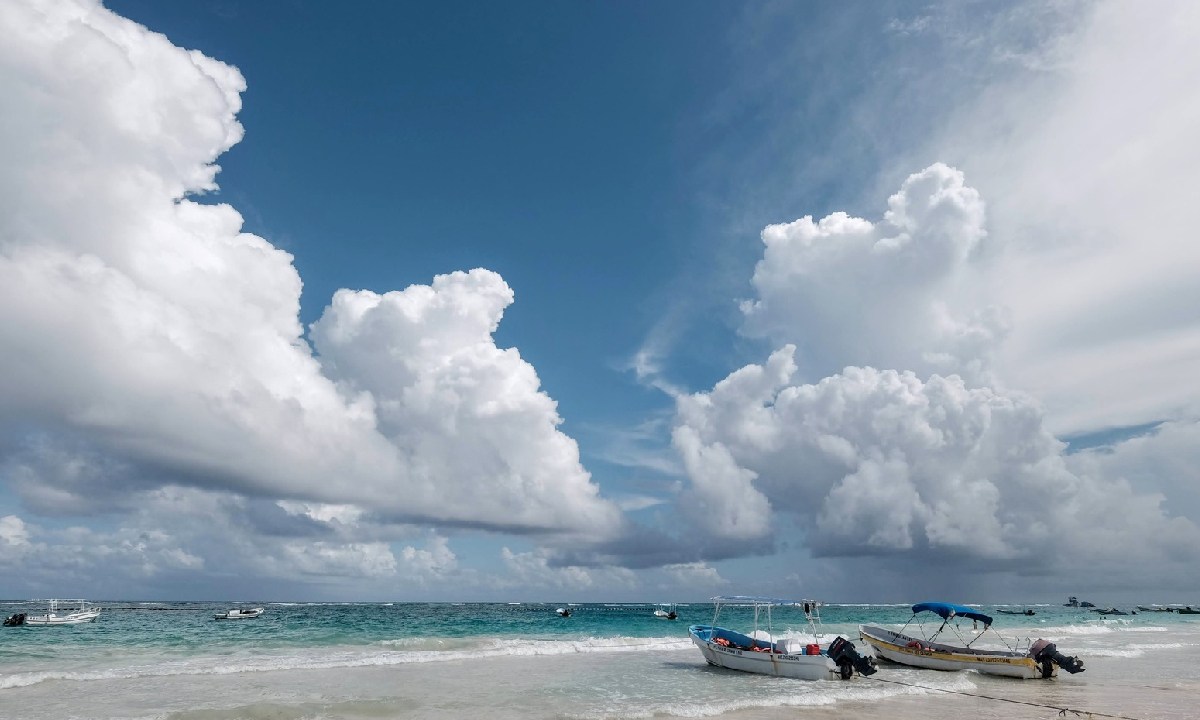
[859,625,1045,679]
[215,609,263,620]
[689,625,840,681]
[22,610,101,625]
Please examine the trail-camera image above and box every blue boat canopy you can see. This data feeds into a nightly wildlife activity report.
[912,602,993,627]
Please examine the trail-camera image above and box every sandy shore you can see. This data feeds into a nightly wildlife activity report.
[715,663,1194,720]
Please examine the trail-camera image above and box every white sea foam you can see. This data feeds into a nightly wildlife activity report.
[1021,623,1116,637]
[491,635,693,656]
[1086,647,1147,658]
[562,671,974,719]
[0,635,696,690]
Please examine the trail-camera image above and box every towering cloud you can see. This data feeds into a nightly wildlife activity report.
[673,165,1200,582]
[310,272,622,536]
[0,0,620,571]
[740,164,1005,386]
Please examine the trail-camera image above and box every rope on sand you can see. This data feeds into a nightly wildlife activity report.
[864,675,1145,720]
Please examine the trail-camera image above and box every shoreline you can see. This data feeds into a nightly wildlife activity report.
[3,602,1195,720]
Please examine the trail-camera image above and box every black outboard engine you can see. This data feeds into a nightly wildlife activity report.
[1030,639,1085,678]
[3,612,26,626]
[827,636,877,679]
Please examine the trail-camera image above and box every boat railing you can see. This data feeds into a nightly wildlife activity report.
[709,596,826,644]
[35,599,97,612]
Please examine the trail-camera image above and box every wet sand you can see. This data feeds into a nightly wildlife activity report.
[720,655,1195,720]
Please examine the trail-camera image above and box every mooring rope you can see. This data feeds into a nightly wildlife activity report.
[864,675,1145,720]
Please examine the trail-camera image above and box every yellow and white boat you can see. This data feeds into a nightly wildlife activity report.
[859,602,1084,679]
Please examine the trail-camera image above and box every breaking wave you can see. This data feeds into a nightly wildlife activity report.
[0,635,694,690]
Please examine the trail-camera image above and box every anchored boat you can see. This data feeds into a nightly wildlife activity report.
[653,603,678,620]
[4,599,101,626]
[214,607,264,620]
[690,596,876,681]
[859,602,1085,679]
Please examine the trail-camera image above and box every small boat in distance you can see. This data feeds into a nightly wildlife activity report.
[5,599,101,626]
[214,607,264,620]
[997,607,1036,616]
[690,596,876,681]
[654,603,678,620]
[556,607,571,617]
[860,602,1085,679]
[1064,596,1095,608]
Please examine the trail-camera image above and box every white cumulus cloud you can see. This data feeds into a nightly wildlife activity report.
[499,547,638,593]
[0,0,621,563]
[0,515,31,548]
[400,534,458,579]
[671,157,1200,587]
[740,163,1005,385]
[310,273,621,536]
[674,346,1200,578]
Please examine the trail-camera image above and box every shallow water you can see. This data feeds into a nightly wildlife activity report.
[1,601,1195,719]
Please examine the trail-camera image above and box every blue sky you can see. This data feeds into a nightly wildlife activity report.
[2,0,1199,603]
[105,0,754,479]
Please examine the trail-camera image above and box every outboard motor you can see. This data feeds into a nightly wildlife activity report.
[1030,639,1085,677]
[827,636,877,679]
[3,612,26,626]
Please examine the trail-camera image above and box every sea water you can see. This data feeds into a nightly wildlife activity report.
[0,601,1195,719]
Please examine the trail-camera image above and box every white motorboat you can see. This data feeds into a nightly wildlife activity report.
[214,607,264,620]
[555,607,571,617]
[653,603,678,620]
[859,602,1085,679]
[689,596,876,681]
[5,599,101,626]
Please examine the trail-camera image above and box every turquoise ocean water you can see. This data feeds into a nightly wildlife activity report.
[1,601,1196,719]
